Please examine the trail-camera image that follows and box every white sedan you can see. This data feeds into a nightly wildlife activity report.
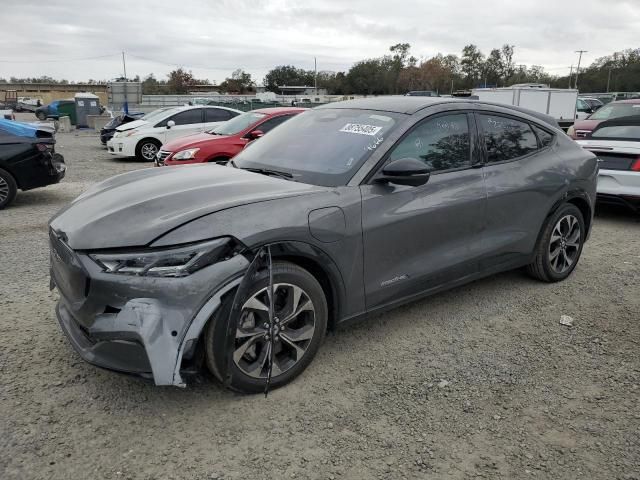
[577,119,640,211]
[107,105,243,161]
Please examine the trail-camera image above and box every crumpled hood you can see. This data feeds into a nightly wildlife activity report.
[115,119,148,132]
[50,165,324,249]
[162,132,231,152]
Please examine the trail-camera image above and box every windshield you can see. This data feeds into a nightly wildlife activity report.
[233,108,404,186]
[589,103,640,120]
[140,107,177,124]
[210,112,266,135]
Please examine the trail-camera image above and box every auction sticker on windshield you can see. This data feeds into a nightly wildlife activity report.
[340,123,383,136]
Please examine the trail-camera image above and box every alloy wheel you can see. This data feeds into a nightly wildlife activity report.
[141,143,158,160]
[0,176,8,203]
[233,283,316,379]
[548,214,581,274]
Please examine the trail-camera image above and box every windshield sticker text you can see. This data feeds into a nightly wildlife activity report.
[340,123,383,136]
[366,136,384,151]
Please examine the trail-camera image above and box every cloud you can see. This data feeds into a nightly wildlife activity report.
[0,0,638,83]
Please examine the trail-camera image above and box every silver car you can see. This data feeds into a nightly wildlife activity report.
[49,97,598,393]
[577,116,640,211]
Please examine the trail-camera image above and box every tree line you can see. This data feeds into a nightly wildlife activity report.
[2,46,640,95]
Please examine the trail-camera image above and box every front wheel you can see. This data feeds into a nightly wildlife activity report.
[205,261,327,393]
[0,168,18,210]
[527,203,585,282]
[135,139,161,161]
[36,111,46,121]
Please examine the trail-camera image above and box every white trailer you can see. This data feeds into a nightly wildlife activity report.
[472,85,578,130]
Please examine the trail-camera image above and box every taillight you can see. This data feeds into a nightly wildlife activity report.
[631,157,640,172]
[36,143,53,152]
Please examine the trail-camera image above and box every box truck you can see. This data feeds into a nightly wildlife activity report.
[472,84,578,130]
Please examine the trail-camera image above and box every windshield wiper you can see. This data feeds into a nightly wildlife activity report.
[244,167,294,180]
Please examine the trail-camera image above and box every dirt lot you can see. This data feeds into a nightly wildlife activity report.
[1,120,639,480]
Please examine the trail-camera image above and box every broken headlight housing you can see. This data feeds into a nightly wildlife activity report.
[89,237,235,277]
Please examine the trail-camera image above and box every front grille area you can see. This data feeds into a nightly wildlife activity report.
[157,150,172,164]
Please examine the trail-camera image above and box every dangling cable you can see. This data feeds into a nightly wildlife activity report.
[264,245,275,397]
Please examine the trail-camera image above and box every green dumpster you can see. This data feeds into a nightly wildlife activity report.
[58,101,77,125]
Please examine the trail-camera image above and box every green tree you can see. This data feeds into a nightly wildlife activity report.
[460,44,485,87]
[220,69,254,93]
[263,65,314,92]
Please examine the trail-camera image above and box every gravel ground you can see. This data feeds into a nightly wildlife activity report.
[1,119,639,480]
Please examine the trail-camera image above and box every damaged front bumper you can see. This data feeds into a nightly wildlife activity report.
[50,232,249,387]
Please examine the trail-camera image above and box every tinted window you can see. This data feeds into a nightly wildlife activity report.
[591,125,640,140]
[170,109,203,126]
[205,108,235,122]
[255,115,294,134]
[478,114,537,162]
[533,126,554,148]
[388,114,470,172]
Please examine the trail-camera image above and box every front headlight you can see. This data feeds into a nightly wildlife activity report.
[125,129,139,137]
[172,148,200,160]
[89,237,235,277]
[567,126,575,138]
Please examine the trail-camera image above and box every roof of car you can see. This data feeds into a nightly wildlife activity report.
[614,99,640,104]
[318,96,447,114]
[317,96,559,127]
[252,107,307,115]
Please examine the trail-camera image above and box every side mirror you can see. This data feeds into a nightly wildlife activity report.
[166,120,176,129]
[375,157,431,187]
[246,129,264,140]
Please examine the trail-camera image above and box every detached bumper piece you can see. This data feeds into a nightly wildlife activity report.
[56,298,191,384]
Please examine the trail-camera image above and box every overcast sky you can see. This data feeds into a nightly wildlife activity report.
[1,0,639,84]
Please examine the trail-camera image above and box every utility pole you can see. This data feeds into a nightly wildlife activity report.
[122,51,128,114]
[574,50,587,90]
[606,66,612,93]
[568,65,573,89]
[314,57,317,95]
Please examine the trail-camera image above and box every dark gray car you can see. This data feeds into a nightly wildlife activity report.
[49,97,598,393]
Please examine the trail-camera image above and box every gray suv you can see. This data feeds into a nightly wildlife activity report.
[49,97,598,393]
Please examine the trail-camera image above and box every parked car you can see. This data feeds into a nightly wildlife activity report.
[16,96,43,112]
[106,105,243,161]
[35,99,75,121]
[100,112,145,145]
[579,97,604,112]
[157,107,305,166]
[576,116,640,211]
[568,99,640,139]
[49,97,597,392]
[0,119,66,209]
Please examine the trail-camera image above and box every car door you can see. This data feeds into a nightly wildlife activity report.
[476,111,559,270]
[160,109,205,143]
[204,107,238,130]
[360,112,487,310]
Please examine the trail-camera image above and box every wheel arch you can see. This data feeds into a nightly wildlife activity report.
[268,241,345,331]
[136,136,162,150]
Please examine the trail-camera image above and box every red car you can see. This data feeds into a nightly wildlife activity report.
[157,107,306,166]
[569,99,640,139]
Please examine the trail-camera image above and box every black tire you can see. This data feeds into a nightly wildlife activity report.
[208,156,230,165]
[36,111,46,121]
[527,203,585,282]
[135,138,161,161]
[0,168,18,210]
[205,261,327,393]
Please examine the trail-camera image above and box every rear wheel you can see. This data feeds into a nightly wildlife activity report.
[135,138,161,161]
[527,203,585,282]
[0,168,18,210]
[205,261,327,393]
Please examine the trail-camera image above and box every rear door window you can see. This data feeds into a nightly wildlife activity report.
[533,126,555,148]
[477,114,538,163]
